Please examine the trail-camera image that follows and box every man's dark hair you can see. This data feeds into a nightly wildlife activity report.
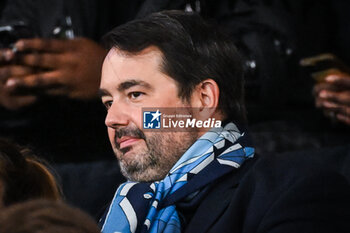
[103,10,246,123]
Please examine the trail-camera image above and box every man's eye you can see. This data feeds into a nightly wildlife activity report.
[103,101,113,110]
[128,92,144,100]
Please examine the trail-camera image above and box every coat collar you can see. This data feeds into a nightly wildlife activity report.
[183,157,257,233]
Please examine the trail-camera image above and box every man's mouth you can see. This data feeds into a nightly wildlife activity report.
[117,136,142,150]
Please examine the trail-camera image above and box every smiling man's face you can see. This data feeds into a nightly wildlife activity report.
[100,46,198,181]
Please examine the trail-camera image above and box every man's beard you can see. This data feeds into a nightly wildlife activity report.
[114,127,198,182]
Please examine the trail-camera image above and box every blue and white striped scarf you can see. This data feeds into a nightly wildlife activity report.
[100,122,254,233]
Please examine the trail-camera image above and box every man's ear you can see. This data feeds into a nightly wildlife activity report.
[190,79,220,117]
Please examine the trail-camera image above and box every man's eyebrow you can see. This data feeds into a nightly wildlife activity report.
[117,79,152,91]
[98,88,110,98]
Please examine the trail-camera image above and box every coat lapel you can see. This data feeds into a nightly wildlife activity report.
[183,157,256,233]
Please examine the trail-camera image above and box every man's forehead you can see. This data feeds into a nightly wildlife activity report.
[105,46,164,62]
[102,46,165,81]
[101,46,169,91]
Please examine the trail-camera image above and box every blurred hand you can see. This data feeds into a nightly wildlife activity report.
[0,49,37,110]
[313,73,350,125]
[0,86,37,110]
[6,37,107,100]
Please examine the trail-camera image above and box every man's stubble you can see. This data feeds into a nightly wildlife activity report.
[115,129,198,182]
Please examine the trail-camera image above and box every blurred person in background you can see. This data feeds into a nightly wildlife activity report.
[0,138,61,208]
[0,0,145,163]
[0,199,100,233]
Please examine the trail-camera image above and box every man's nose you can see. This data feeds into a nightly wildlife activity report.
[105,102,129,129]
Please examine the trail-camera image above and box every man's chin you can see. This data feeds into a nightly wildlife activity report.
[115,150,155,181]
[115,147,143,165]
[119,163,160,182]
[113,131,198,181]
[118,158,169,182]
